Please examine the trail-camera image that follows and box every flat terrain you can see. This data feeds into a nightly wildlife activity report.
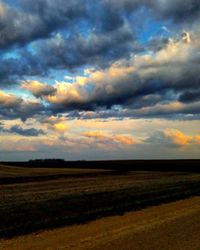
[1,163,200,238]
[0,164,108,179]
[1,196,200,250]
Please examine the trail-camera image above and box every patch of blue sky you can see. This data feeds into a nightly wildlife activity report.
[50,69,75,84]
[128,6,172,44]
[22,74,58,86]
[139,20,169,43]
[27,68,82,86]
[4,87,34,100]
[2,50,21,59]
[4,0,20,8]
[74,20,93,38]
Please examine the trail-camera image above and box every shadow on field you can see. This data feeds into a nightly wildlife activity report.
[3,159,200,172]
[1,179,200,239]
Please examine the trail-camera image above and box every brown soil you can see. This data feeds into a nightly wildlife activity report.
[1,196,200,250]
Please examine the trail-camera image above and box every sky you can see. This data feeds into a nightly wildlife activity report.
[0,0,200,161]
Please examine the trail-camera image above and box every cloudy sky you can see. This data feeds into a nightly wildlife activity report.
[0,0,200,161]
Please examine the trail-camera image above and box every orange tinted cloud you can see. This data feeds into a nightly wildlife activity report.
[82,131,134,146]
[163,128,192,146]
[0,91,22,108]
[82,131,105,139]
[53,122,68,132]
[0,139,36,152]
[194,135,200,144]
[114,135,134,145]
[42,116,68,132]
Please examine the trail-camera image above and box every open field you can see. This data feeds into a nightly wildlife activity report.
[0,164,109,177]
[1,196,200,250]
[1,163,200,239]
[3,159,200,172]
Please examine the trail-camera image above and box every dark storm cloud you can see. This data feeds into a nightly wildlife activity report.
[0,53,45,86]
[0,0,88,85]
[105,0,200,24]
[0,0,200,121]
[69,102,200,121]
[95,2,125,33]
[0,0,199,52]
[179,90,200,103]
[0,124,45,136]
[36,23,137,70]
[0,0,131,51]
[0,18,139,86]
[42,32,200,113]
[152,0,200,23]
[0,0,87,50]
[1,0,200,87]
[9,125,45,136]
[0,92,45,121]
[5,32,197,121]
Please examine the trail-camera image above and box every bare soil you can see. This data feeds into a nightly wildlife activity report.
[1,196,200,250]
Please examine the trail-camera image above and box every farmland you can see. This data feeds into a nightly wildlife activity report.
[1,162,200,240]
[1,196,200,250]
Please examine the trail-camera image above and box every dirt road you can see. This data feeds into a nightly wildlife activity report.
[1,196,200,250]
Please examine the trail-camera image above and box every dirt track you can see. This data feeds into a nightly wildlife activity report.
[1,196,200,250]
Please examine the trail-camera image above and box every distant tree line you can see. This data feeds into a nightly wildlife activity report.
[29,159,65,163]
